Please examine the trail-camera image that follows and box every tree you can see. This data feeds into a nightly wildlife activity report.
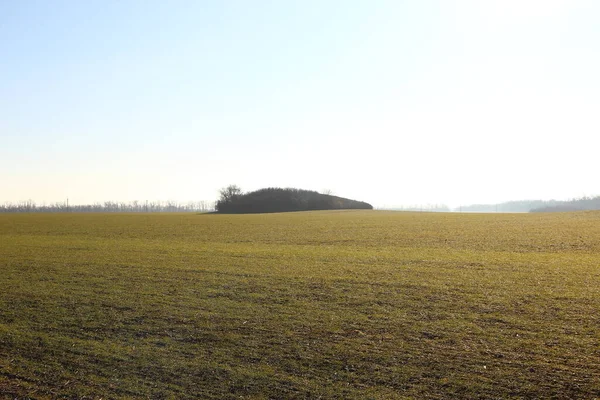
[217,185,242,211]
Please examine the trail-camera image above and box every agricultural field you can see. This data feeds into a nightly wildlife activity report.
[0,210,599,399]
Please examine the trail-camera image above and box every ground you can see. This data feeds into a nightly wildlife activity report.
[0,211,599,399]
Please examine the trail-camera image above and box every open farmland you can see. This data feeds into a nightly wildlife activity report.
[0,211,599,399]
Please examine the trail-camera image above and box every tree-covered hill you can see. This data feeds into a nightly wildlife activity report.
[215,186,373,214]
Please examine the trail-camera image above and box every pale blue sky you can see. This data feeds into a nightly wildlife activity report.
[2,0,599,207]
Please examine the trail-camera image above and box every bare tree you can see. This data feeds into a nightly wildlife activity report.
[219,185,242,204]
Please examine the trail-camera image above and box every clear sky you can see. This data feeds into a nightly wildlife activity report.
[2,0,599,208]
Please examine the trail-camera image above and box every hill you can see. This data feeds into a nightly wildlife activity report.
[215,187,373,213]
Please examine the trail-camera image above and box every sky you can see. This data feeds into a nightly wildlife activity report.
[2,0,599,208]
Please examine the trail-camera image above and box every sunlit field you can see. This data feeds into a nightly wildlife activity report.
[1,211,599,399]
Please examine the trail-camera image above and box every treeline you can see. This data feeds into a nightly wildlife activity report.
[530,195,600,212]
[457,196,600,213]
[0,200,215,213]
[216,187,373,213]
[384,204,451,212]
[456,200,556,213]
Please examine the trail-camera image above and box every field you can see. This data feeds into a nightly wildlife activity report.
[0,210,599,399]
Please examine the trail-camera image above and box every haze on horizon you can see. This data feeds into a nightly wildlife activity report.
[2,0,599,209]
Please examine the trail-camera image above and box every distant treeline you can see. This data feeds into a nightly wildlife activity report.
[216,186,373,213]
[530,196,600,212]
[457,196,600,213]
[384,205,451,212]
[0,200,215,213]
[456,200,554,213]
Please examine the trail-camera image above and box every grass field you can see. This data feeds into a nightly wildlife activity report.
[0,210,599,399]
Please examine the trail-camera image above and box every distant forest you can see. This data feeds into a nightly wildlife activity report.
[216,186,373,213]
[0,200,214,213]
[458,195,600,213]
[457,200,554,213]
[385,205,451,212]
[529,196,600,212]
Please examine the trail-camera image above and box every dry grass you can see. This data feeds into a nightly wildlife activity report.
[0,211,599,399]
